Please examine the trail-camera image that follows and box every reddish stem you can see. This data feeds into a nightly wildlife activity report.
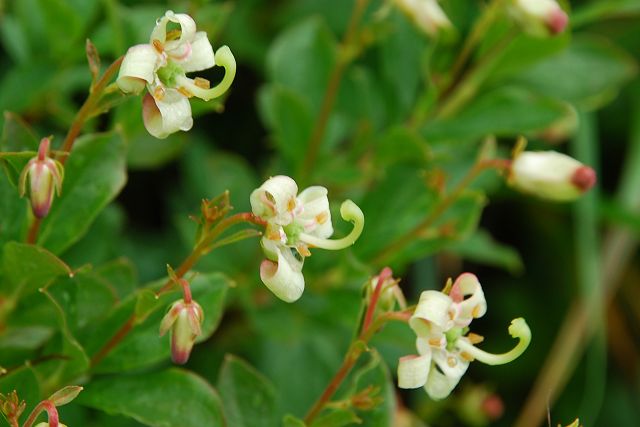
[179,279,192,304]
[362,267,393,332]
[26,218,41,244]
[23,400,58,427]
[89,314,135,368]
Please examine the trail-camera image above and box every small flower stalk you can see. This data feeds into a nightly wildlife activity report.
[393,0,452,37]
[397,273,531,400]
[510,0,569,36]
[366,267,406,316]
[508,150,597,201]
[18,137,64,218]
[117,10,236,138]
[159,275,204,364]
[21,386,82,427]
[250,176,364,303]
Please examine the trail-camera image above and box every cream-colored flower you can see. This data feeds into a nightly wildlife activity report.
[117,10,236,138]
[398,273,531,400]
[394,0,452,36]
[250,176,364,302]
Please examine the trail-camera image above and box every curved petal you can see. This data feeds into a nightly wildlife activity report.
[151,10,196,45]
[142,89,193,139]
[159,300,185,336]
[296,186,333,238]
[259,246,304,303]
[398,354,431,389]
[117,44,158,94]
[182,31,215,72]
[250,176,299,224]
[410,290,453,336]
[424,362,464,400]
[450,273,487,326]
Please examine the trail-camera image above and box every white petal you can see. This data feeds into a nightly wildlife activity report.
[142,89,193,139]
[250,176,299,224]
[424,362,464,400]
[450,273,487,326]
[182,32,215,72]
[410,290,453,336]
[259,246,304,302]
[432,349,469,380]
[117,44,158,94]
[398,354,431,389]
[296,186,333,238]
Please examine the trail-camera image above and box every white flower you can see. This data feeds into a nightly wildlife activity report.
[394,0,452,36]
[250,176,364,302]
[397,273,531,400]
[510,0,568,36]
[509,151,596,201]
[117,10,236,138]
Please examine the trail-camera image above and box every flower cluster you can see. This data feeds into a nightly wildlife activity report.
[19,137,64,218]
[508,150,596,201]
[250,176,364,302]
[117,10,236,138]
[398,273,531,400]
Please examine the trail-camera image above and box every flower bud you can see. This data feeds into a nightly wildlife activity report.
[508,151,596,201]
[394,0,452,37]
[18,138,64,218]
[159,298,204,364]
[511,0,568,36]
[35,423,67,427]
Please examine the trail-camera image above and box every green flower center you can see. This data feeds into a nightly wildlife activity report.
[157,61,184,87]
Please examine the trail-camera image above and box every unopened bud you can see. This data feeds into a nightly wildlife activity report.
[18,138,64,218]
[35,424,68,427]
[159,298,204,364]
[508,151,596,201]
[394,0,452,37]
[511,0,569,36]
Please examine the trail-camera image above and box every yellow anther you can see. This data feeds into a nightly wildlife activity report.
[447,356,457,367]
[460,352,475,362]
[166,29,182,41]
[177,87,194,98]
[296,244,311,257]
[428,337,442,347]
[472,305,482,318]
[194,77,211,89]
[152,39,164,54]
[267,230,281,241]
[153,86,165,100]
[287,197,296,212]
[315,211,328,225]
[466,333,484,344]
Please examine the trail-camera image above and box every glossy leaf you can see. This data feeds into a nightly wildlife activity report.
[78,368,225,427]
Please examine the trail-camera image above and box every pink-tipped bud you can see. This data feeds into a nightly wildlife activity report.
[18,138,64,218]
[509,151,597,201]
[481,394,504,421]
[571,166,597,193]
[546,7,568,34]
[159,299,204,364]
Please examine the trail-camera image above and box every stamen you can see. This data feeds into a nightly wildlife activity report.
[472,305,482,318]
[287,197,296,212]
[428,337,443,347]
[152,39,164,54]
[460,352,475,362]
[315,211,328,225]
[178,87,194,98]
[153,86,166,100]
[467,333,484,344]
[447,356,457,367]
[296,244,311,258]
[266,229,281,241]
[166,29,182,41]
[194,77,211,89]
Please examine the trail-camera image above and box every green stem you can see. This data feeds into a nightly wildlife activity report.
[57,56,124,165]
[373,158,509,266]
[299,0,370,183]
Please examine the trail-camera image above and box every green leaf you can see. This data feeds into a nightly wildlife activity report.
[90,273,229,373]
[448,229,523,274]
[311,410,361,427]
[0,173,29,246]
[37,132,127,255]
[78,368,225,427]
[283,415,307,427]
[1,242,72,298]
[216,355,279,427]
[572,0,640,28]
[422,87,567,142]
[513,36,638,109]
